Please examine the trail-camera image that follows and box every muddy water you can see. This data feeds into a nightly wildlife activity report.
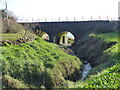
[81,63,92,80]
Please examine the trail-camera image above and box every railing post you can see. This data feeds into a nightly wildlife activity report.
[59,17,60,22]
[74,17,76,21]
[107,16,108,20]
[45,18,46,22]
[82,16,83,21]
[66,17,68,21]
[111,18,112,21]
[91,16,92,20]
[99,16,101,20]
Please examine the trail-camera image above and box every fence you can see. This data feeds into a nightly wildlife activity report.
[17,16,118,23]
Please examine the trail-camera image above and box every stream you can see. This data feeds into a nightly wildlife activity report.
[63,47,92,80]
[81,62,92,80]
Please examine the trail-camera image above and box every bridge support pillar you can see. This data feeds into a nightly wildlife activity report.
[49,35,56,43]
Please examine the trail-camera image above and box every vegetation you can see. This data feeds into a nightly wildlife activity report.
[1,30,36,41]
[1,37,82,88]
[69,64,119,88]
[2,75,28,88]
[2,31,119,88]
[83,64,119,88]
[70,32,120,88]
[68,37,74,45]
[35,30,49,40]
[95,33,118,42]
[1,10,36,42]
[1,10,119,88]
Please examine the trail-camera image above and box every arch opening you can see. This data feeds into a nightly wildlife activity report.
[58,31,75,46]
[35,29,50,41]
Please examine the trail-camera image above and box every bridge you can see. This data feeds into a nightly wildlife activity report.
[19,21,117,45]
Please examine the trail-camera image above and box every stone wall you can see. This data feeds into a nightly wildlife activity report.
[0,37,33,46]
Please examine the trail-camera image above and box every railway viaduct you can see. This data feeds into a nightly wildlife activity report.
[19,21,117,44]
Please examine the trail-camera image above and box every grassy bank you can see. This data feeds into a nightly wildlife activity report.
[1,37,82,88]
[1,30,36,41]
[70,32,119,88]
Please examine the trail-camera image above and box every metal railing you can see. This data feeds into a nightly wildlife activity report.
[17,16,118,23]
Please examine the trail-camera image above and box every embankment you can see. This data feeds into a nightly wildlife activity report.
[72,33,118,67]
[69,32,119,88]
[1,37,83,88]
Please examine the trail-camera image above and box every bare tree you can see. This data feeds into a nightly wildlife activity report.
[0,0,9,28]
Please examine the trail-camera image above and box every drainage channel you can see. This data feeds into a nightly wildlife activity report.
[80,61,92,80]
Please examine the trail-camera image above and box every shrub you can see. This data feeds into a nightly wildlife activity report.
[7,21,25,33]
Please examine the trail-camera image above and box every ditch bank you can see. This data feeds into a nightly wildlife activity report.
[72,33,117,67]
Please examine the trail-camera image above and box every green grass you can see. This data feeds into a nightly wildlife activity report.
[1,37,82,88]
[1,32,119,88]
[2,75,28,88]
[95,33,118,42]
[70,32,120,88]
[96,33,119,60]
[77,64,119,88]
[1,33,23,41]
[1,30,37,41]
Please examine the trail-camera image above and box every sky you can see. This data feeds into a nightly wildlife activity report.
[0,0,119,22]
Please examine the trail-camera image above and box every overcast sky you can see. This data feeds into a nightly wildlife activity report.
[0,0,119,21]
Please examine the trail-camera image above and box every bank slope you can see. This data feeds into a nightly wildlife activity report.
[1,38,82,88]
[72,32,119,88]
